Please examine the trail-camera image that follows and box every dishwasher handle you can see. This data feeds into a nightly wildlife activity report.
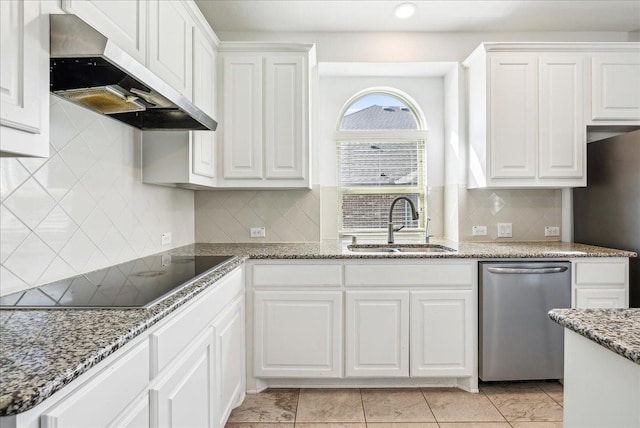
[487,266,569,275]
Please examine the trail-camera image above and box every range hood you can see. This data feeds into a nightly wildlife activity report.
[50,14,217,131]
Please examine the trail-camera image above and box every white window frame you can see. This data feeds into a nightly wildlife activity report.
[336,129,429,236]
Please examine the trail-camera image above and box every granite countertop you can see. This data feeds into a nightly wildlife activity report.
[171,239,637,259]
[0,240,636,417]
[549,308,640,365]
[0,256,246,417]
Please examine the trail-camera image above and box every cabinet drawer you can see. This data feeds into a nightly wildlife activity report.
[574,261,627,285]
[252,264,343,287]
[575,288,627,309]
[345,263,474,287]
[41,341,149,428]
[150,268,243,377]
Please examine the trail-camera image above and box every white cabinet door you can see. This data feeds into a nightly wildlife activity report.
[575,288,627,309]
[592,54,640,121]
[214,296,245,427]
[254,291,342,377]
[148,0,193,98]
[151,329,215,428]
[107,393,150,428]
[489,55,537,179]
[0,0,49,157]
[538,56,585,179]
[192,27,216,179]
[221,55,263,179]
[264,56,306,180]
[61,0,147,64]
[41,342,149,428]
[345,291,409,377]
[410,290,473,377]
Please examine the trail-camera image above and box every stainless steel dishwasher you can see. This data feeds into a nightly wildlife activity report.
[479,261,571,381]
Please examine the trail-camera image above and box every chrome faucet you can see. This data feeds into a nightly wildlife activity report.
[387,196,419,244]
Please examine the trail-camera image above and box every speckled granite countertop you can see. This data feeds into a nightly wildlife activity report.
[171,239,637,259]
[0,240,636,417]
[549,309,640,365]
[0,256,245,417]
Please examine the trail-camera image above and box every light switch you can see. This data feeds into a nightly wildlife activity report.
[497,223,512,238]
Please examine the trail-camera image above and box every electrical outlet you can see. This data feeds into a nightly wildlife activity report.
[250,227,266,238]
[545,226,560,237]
[161,232,171,245]
[472,225,488,236]
[497,223,512,238]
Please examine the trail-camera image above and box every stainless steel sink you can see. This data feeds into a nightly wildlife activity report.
[347,244,456,254]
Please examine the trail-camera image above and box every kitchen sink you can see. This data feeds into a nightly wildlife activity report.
[347,244,456,254]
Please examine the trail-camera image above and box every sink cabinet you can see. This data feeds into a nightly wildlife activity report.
[247,259,478,391]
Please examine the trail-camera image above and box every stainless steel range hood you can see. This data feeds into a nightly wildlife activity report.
[50,14,217,131]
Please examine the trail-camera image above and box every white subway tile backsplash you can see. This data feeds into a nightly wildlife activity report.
[0,96,194,296]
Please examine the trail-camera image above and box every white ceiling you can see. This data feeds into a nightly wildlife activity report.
[195,1,640,34]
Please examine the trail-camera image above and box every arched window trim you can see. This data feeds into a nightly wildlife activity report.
[335,87,428,134]
[335,87,428,236]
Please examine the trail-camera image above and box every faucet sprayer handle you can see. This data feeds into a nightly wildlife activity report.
[393,224,405,232]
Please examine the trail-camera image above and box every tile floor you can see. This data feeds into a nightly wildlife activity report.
[226,382,564,428]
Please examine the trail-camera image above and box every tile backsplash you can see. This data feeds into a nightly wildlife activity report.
[195,188,320,242]
[0,96,194,296]
[458,188,562,241]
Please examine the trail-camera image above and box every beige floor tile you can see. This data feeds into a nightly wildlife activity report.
[481,383,563,422]
[361,388,435,423]
[438,424,511,428]
[422,388,506,422]
[296,389,365,423]
[510,423,564,428]
[227,425,295,428]
[296,424,366,428]
[366,423,439,428]
[228,389,299,423]
[534,381,564,407]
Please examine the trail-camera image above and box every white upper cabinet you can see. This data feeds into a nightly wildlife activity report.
[142,4,220,189]
[0,0,49,157]
[61,0,147,64]
[148,0,193,99]
[465,43,587,188]
[217,43,315,188]
[590,53,640,122]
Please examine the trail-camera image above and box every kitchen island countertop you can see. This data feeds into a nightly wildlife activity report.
[0,240,636,417]
[549,308,640,365]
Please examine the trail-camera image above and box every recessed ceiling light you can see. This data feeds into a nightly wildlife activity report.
[394,2,416,19]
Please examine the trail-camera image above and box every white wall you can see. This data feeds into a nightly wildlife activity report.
[216,31,628,62]
[0,97,195,296]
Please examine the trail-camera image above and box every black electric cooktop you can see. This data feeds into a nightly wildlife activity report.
[0,255,234,309]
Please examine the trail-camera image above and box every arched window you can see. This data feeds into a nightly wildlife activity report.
[336,89,428,234]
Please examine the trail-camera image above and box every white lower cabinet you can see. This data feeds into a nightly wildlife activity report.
[249,260,477,389]
[572,258,629,309]
[253,291,343,377]
[25,267,246,428]
[108,394,150,428]
[150,329,215,428]
[214,296,246,427]
[345,291,409,377]
[410,290,474,377]
[41,342,150,428]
